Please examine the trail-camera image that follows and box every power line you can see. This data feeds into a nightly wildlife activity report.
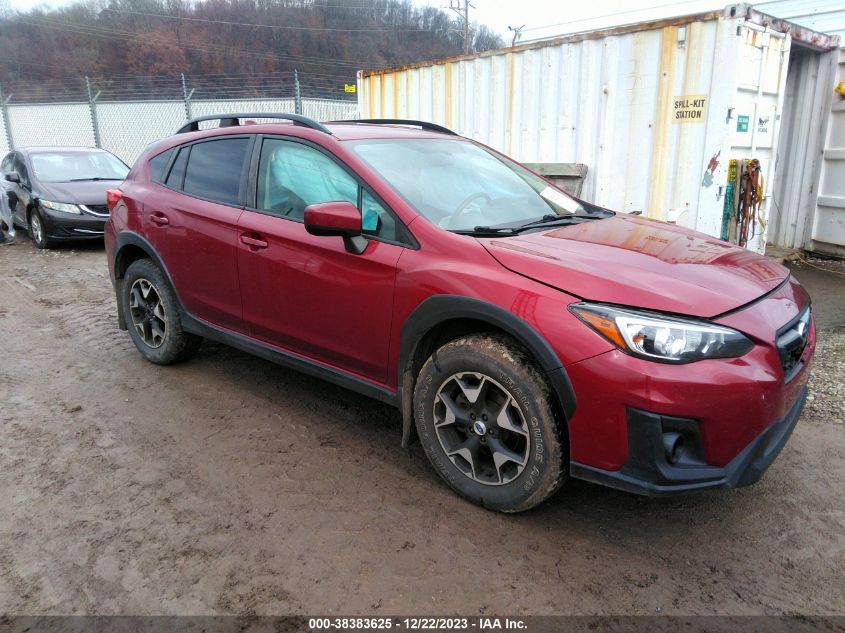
[12,16,387,68]
[446,0,472,55]
[101,7,448,33]
[521,0,713,33]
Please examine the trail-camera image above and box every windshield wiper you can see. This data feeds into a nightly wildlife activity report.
[454,226,519,236]
[515,214,597,230]
[67,177,123,182]
[454,214,597,237]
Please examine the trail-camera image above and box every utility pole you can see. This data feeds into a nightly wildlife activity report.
[508,24,525,48]
[448,0,473,55]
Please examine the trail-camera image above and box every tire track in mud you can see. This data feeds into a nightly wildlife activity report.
[4,249,131,354]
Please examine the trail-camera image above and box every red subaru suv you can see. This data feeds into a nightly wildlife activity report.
[105,114,815,512]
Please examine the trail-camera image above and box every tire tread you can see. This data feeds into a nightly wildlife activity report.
[123,258,202,365]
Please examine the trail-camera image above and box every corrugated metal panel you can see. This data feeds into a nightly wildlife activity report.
[807,49,845,255]
[360,5,845,253]
[769,47,834,249]
[362,20,726,219]
[756,0,845,40]
[359,11,798,252]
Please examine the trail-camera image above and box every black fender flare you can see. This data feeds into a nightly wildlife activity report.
[397,295,576,447]
[112,232,184,330]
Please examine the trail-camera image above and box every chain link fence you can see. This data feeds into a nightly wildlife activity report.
[0,73,359,165]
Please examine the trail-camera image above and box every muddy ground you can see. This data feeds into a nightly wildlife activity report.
[0,239,843,616]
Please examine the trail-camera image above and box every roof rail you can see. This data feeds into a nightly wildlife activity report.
[176,113,332,135]
[332,119,457,136]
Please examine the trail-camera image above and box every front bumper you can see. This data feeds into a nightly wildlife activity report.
[40,205,107,240]
[559,276,814,496]
[570,386,807,496]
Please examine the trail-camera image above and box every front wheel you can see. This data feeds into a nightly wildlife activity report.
[122,258,202,365]
[29,210,53,249]
[413,334,567,512]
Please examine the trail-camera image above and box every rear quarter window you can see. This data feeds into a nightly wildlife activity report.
[165,147,189,189]
[149,149,174,183]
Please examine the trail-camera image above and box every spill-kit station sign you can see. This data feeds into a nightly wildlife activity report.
[673,95,708,123]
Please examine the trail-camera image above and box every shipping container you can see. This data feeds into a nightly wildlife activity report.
[357,3,840,254]
[756,0,845,256]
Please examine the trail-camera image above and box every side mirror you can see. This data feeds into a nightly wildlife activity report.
[4,172,20,184]
[304,201,368,254]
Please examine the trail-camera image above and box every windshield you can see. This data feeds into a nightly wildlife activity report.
[30,151,129,183]
[349,138,587,232]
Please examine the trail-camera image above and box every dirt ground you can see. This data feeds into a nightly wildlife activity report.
[0,239,843,617]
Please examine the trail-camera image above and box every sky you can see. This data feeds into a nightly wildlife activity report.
[3,0,751,41]
[418,0,732,41]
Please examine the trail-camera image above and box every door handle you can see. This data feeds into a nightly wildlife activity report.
[150,213,169,226]
[240,233,269,249]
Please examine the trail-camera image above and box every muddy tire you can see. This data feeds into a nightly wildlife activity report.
[29,209,53,249]
[122,259,202,365]
[413,333,567,512]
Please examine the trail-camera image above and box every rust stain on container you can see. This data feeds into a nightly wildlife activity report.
[506,51,515,154]
[367,74,377,117]
[646,26,677,220]
[444,63,453,128]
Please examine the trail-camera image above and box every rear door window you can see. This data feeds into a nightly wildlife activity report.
[182,138,249,206]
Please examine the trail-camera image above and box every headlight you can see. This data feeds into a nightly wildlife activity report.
[569,303,753,363]
[40,200,81,214]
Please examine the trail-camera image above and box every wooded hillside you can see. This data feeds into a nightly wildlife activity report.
[0,0,504,102]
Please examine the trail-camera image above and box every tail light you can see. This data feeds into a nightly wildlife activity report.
[106,189,124,211]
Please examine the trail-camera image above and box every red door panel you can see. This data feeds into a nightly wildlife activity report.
[143,187,244,333]
[237,210,402,383]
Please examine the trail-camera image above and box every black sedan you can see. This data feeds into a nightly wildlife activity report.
[2,147,129,248]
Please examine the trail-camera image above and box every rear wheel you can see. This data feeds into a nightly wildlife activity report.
[413,333,567,512]
[122,258,202,364]
[29,210,53,249]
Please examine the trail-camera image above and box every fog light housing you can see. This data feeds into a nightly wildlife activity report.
[662,432,684,465]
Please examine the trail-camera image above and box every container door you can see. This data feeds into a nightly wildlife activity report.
[768,46,833,251]
[806,49,845,256]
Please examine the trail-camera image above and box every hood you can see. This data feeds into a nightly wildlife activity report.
[36,180,119,206]
[480,214,789,318]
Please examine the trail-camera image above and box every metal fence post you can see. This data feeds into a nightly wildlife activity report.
[181,73,194,121]
[85,76,102,148]
[0,85,14,150]
[294,69,302,115]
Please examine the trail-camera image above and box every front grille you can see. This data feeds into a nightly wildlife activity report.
[81,204,109,217]
[776,306,811,381]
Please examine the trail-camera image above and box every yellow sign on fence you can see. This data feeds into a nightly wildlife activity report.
[344,84,357,94]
